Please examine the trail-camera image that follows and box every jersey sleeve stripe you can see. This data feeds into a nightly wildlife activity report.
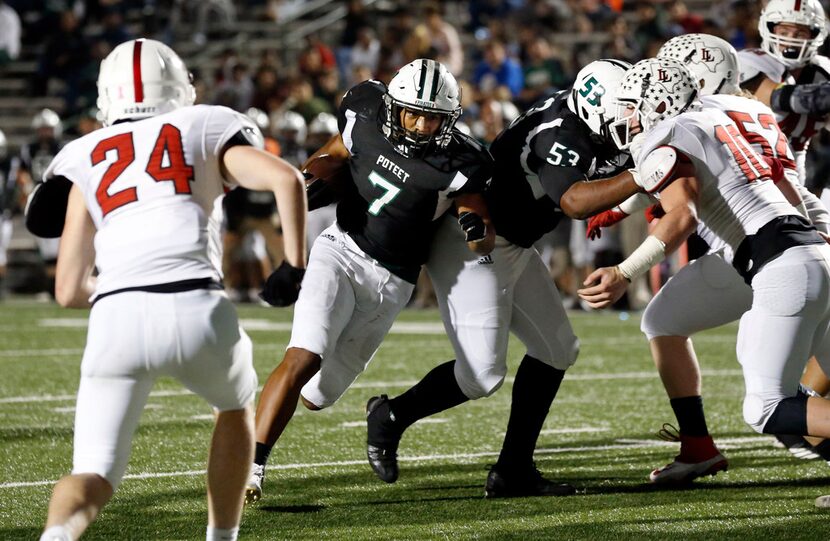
[342,109,357,155]
[133,40,144,103]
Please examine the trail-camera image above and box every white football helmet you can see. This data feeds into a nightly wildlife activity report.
[308,112,338,136]
[32,108,62,139]
[245,107,270,132]
[658,33,740,96]
[273,110,307,144]
[97,38,195,126]
[0,129,7,160]
[759,0,828,69]
[609,58,700,150]
[567,59,632,141]
[383,58,461,156]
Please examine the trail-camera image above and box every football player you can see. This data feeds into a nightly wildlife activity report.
[361,59,645,497]
[30,39,307,541]
[586,34,830,484]
[0,128,20,299]
[19,108,63,297]
[740,0,830,458]
[245,59,495,504]
[579,58,830,481]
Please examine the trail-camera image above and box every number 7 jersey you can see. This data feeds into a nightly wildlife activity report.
[44,104,261,299]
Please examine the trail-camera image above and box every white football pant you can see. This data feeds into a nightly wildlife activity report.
[298,223,414,408]
[73,289,256,489]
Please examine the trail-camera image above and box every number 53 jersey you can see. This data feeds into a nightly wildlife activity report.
[43,104,261,299]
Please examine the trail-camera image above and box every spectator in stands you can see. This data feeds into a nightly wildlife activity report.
[579,0,615,30]
[336,0,370,82]
[300,34,336,76]
[350,26,380,83]
[96,7,133,50]
[473,40,524,98]
[313,67,341,106]
[251,65,281,113]
[518,35,568,108]
[419,3,464,76]
[213,62,255,112]
[33,10,90,100]
[604,15,640,63]
[286,78,332,124]
[632,1,671,57]
[0,0,21,68]
[667,0,704,35]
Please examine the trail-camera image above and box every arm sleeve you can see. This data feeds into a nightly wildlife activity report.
[770,82,830,115]
[531,123,592,204]
[203,106,264,188]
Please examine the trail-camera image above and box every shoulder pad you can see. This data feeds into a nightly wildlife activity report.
[738,49,786,84]
[637,145,681,194]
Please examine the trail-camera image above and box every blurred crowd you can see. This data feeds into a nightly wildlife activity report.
[2,0,829,307]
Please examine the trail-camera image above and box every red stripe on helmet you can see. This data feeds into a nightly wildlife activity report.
[132,40,144,102]
[794,0,802,10]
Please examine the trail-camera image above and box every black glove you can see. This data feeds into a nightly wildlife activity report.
[458,211,486,242]
[259,261,305,307]
[771,81,830,115]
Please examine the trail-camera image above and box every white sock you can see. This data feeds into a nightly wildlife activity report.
[40,525,73,541]
[206,526,239,541]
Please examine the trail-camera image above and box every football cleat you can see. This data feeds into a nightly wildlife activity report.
[650,424,728,485]
[484,463,576,498]
[245,463,265,505]
[366,395,401,483]
[774,434,821,460]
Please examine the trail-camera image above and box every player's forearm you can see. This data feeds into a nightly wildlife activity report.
[559,169,640,220]
[303,133,350,168]
[55,185,96,308]
[771,82,830,115]
[616,206,695,281]
[273,175,308,268]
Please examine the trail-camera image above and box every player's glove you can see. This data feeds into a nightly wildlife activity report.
[458,211,486,242]
[644,203,665,223]
[259,261,305,307]
[586,207,627,240]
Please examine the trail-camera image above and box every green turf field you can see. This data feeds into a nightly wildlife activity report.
[1,300,829,540]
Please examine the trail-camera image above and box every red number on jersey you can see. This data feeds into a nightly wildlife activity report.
[714,123,772,182]
[90,125,195,216]
[726,110,795,170]
[92,132,137,217]
[146,124,194,194]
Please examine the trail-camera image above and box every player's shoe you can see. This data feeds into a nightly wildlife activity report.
[773,434,821,460]
[649,424,728,485]
[366,395,402,483]
[245,463,265,505]
[484,463,576,498]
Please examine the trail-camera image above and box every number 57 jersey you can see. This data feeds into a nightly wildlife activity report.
[44,104,260,299]
[637,105,799,253]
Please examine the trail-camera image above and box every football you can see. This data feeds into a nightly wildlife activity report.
[302,153,352,210]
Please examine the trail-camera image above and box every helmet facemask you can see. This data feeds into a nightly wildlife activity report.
[382,94,460,158]
[759,0,828,69]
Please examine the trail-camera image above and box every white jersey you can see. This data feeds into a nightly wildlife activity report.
[696,94,799,258]
[638,106,798,253]
[44,104,261,299]
[739,48,830,181]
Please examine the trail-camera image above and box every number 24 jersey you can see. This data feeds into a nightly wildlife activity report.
[44,104,260,299]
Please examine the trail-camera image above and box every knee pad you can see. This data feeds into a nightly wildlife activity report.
[456,366,506,400]
[762,394,809,435]
[743,392,808,434]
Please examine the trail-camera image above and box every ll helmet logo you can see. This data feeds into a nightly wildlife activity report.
[657,69,670,82]
[700,48,714,62]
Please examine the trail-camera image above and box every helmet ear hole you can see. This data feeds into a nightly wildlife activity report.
[581,107,589,120]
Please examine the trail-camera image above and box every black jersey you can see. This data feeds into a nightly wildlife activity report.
[487,91,630,248]
[0,157,21,217]
[20,139,62,183]
[335,80,493,283]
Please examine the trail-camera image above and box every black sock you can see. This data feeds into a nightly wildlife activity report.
[670,396,709,437]
[497,355,565,471]
[388,360,469,429]
[254,442,272,467]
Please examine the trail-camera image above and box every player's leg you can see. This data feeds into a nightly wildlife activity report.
[41,294,155,540]
[248,228,357,500]
[167,290,259,535]
[487,247,579,498]
[739,248,830,440]
[641,253,750,483]
[364,218,509,482]
[0,215,12,298]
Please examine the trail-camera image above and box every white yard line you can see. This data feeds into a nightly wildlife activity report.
[0,369,743,405]
[0,435,775,490]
